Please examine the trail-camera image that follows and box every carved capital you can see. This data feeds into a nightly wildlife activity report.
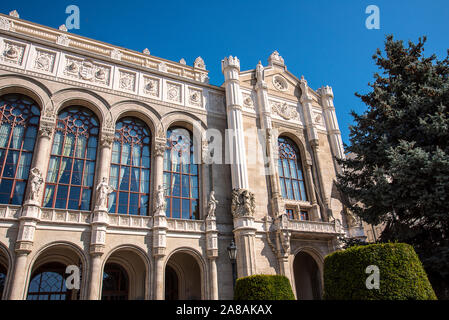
[155,140,166,157]
[90,244,105,256]
[15,241,33,254]
[38,123,54,138]
[231,188,255,218]
[100,133,114,148]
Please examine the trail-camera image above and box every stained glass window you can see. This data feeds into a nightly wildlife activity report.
[278,137,308,201]
[163,127,199,219]
[108,117,151,215]
[43,107,99,210]
[0,94,40,205]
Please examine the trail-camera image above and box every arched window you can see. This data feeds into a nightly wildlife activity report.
[102,263,129,300]
[278,137,307,201]
[108,117,151,215]
[163,127,199,219]
[0,94,40,205]
[43,107,99,210]
[27,262,73,300]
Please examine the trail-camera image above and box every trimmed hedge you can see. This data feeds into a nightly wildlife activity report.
[234,275,295,300]
[323,242,437,300]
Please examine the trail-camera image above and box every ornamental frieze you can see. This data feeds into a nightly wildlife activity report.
[269,100,299,120]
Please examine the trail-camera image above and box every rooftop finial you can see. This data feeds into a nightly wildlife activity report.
[9,10,19,18]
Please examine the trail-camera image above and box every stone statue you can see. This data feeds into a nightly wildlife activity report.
[154,185,166,212]
[29,167,43,201]
[207,191,218,218]
[96,177,113,209]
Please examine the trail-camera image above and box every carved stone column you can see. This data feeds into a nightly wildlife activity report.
[96,132,114,187]
[8,251,30,300]
[153,138,166,192]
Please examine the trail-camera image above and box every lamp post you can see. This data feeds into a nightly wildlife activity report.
[227,239,237,290]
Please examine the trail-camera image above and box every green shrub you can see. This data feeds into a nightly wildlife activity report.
[323,242,437,300]
[234,274,295,300]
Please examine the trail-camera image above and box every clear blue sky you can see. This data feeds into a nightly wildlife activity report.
[2,0,448,146]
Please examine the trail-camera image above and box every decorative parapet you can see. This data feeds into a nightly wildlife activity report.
[166,219,205,233]
[108,214,153,229]
[287,219,338,235]
[0,13,209,83]
[39,208,91,224]
[0,205,22,220]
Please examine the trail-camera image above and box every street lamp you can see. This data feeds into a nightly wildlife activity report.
[227,239,237,290]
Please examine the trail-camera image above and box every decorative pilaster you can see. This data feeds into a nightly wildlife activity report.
[223,56,257,278]
[299,77,330,221]
[254,61,283,215]
[221,56,249,190]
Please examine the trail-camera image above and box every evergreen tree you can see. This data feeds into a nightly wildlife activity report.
[337,35,449,299]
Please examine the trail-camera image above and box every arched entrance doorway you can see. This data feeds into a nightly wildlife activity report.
[165,251,202,300]
[101,248,148,300]
[0,246,9,300]
[102,263,128,300]
[26,244,85,300]
[165,265,178,300]
[293,251,322,300]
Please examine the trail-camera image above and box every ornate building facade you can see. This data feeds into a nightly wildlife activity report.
[0,11,364,300]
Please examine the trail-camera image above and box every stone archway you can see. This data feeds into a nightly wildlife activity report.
[293,251,322,300]
[165,251,202,300]
[101,247,148,300]
[26,243,86,300]
[0,248,9,300]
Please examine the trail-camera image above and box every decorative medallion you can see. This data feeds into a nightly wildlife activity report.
[143,77,159,97]
[119,71,136,91]
[166,83,181,102]
[189,88,202,107]
[272,75,288,91]
[79,60,95,80]
[34,50,56,72]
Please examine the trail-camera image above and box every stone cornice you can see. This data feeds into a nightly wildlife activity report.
[0,13,215,87]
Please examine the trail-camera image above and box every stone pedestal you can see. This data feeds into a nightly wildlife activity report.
[88,209,108,300]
